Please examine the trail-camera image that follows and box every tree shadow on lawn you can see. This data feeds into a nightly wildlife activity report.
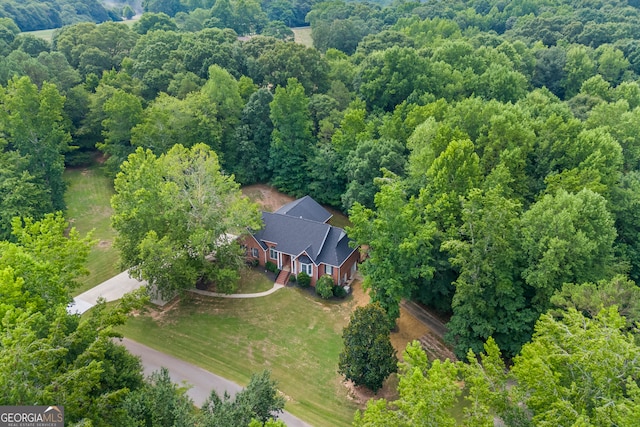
[198,265,278,294]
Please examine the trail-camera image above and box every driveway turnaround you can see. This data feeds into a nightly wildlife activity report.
[121,338,312,427]
[68,270,146,314]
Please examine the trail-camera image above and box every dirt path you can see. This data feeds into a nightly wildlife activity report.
[400,300,448,338]
[400,300,457,361]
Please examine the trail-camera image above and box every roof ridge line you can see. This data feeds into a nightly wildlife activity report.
[264,211,334,226]
[317,227,332,258]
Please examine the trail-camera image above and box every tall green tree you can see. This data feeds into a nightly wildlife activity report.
[200,65,244,169]
[268,78,313,196]
[338,303,397,392]
[443,187,534,358]
[348,179,435,326]
[521,189,617,315]
[112,144,262,300]
[1,76,71,212]
[231,88,274,184]
[358,305,640,427]
[513,307,640,426]
[252,42,330,94]
[143,0,185,16]
[0,212,94,310]
[130,92,221,155]
[550,275,640,328]
[0,214,147,426]
[357,46,429,111]
[610,172,640,282]
[0,151,50,240]
[97,88,143,174]
[342,138,407,211]
[123,367,197,426]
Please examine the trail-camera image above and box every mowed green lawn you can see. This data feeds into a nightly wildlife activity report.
[64,166,121,295]
[235,267,275,293]
[120,288,360,426]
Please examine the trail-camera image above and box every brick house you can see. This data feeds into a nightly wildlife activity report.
[242,196,359,287]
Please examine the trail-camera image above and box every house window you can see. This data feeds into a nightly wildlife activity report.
[325,265,333,275]
[251,248,259,258]
[269,247,278,260]
[300,263,313,276]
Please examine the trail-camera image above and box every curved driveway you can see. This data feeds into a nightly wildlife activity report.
[71,270,308,425]
[121,338,312,427]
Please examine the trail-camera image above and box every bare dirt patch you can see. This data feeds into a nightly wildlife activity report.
[342,375,399,408]
[348,275,369,309]
[242,184,295,212]
[97,240,112,248]
[391,308,430,360]
[143,297,181,323]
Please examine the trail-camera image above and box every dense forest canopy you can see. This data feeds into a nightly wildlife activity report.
[0,0,115,31]
[3,0,640,424]
[0,0,638,343]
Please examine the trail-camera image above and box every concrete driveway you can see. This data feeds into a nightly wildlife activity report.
[121,338,312,427]
[68,270,146,314]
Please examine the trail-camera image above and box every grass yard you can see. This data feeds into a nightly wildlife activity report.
[120,288,360,426]
[327,207,352,229]
[292,26,313,48]
[235,267,275,294]
[25,17,139,42]
[26,28,57,42]
[64,166,121,296]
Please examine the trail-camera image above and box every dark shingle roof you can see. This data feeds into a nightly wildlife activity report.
[254,212,329,260]
[253,197,357,267]
[275,195,333,223]
[316,226,356,267]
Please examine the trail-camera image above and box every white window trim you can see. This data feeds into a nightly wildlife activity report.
[251,248,259,258]
[300,262,313,276]
[325,265,333,275]
[269,247,278,260]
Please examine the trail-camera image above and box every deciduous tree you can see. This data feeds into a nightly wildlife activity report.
[198,370,285,426]
[269,78,313,196]
[444,187,534,358]
[521,189,617,315]
[112,144,261,300]
[1,76,71,212]
[349,179,435,326]
[353,341,460,426]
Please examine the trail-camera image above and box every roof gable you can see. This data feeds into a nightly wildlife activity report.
[252,197,357,267]
[253,212,330,261]
[275,196,333,223]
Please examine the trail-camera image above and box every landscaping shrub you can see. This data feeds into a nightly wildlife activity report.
[316,275,334,299]
[332,284,347,298]
[297,271,311,288]
[265,261,277,273]
[289,274,297,283]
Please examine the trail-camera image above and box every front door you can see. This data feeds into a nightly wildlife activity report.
[280,253,291,271]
